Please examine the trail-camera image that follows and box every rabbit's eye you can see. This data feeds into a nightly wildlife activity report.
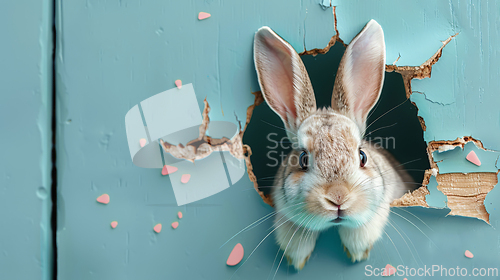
[359,150,367,167]
[299,151,309,170]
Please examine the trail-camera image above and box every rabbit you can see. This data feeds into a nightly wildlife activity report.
[253,20,413,270]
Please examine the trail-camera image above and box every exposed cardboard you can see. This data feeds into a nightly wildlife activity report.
[435,172,498,223]
[160,98,245,162]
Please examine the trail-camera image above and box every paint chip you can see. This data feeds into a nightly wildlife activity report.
[181,174,191,183]
[382,264,396,276]
[466,151,481,166]
[198,12,211,20]
[226,243,244,266]
[110,221,118,229]
[162,165,178,175]
[96,194,110,204]
[139,138,147,147]
[178,211,183,219]
[154,223,162,233]
[465,250,474,258]
[171,221,179,229]
[175,79,182,89]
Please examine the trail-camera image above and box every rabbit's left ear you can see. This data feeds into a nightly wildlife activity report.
[254,26,316,134]
[331,20,386,134]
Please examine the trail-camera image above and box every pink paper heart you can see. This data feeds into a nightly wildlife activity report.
[153,223,162,233]
[198,12,211,20]
[139,138,147,147]
[171,221,179,229]
[177,211,183,219]
[181,174,191,183]
[465,250,474,258]
[110,221,118,229]
[382,264,396,276]
[161,165,178,176]
[175,79,182,89]
[226,243,244,266]
[466,151,481,166]
[96,194,110,204]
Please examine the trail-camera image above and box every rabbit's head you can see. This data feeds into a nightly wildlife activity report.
[254,20,387,230]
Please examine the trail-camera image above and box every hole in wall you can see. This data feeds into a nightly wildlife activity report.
[243,41,430,199]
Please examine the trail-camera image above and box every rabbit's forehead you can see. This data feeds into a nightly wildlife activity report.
[298,111,360,178]
[298,111,360,146]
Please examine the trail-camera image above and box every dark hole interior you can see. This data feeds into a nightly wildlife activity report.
[244,42,430,196]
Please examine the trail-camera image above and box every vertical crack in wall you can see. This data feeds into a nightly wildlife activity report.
[50,0,58,278]
[299,6,346,56]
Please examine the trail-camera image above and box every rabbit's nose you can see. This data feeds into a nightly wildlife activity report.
[324,197,342,208]
[324,185,349,208]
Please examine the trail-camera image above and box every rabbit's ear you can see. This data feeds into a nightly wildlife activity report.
[254,27,316,134]
[331,20,385,133]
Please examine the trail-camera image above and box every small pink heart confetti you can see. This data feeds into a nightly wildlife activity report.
[382,264,396,276]
[177,211,183,219]
[153,223,162,233]
[175,79,182,89]
[96,194,110,204]
[171,221,179,229]
[161,165,178,176]
[181,174,191,183]
[139,138,147,147]
[110,221,118,229]
[198,12,211,20]
[465,250,474,258]
[226,243,244,266]
[466,151,481,166]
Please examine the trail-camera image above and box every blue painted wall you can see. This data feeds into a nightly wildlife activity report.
[0,1,53,280]
[54,1,500,279]
[2,0,499,279]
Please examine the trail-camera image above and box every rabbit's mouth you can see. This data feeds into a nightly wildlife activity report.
[331,217,343,223]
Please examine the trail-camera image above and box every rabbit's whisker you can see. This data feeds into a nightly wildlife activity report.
[230,209,306,279]
[272,214,314,280]
[394,207,434,232]
[260,120,297,136]
[220,202,305,249]
[364,122,398,137]
[363,96,410,136]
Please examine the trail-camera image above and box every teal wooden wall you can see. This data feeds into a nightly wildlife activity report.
[0,1,53,280]
[3,0,500,279]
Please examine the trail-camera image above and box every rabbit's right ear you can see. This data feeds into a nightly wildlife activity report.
[254,27,316,135]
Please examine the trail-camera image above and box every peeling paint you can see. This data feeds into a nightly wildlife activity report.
[432,141,499,173]
[393,136,499,222]
[319,0,332,10]
[425,175,447,208]
[391,169,430,208]
[386,33,458,99]
[160,98,244,162]
[241,91,274,206]
[413,91,455,106]
[300,6,345,56]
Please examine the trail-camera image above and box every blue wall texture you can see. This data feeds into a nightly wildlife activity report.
[0,1,53,280]
[2,0,500,279]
